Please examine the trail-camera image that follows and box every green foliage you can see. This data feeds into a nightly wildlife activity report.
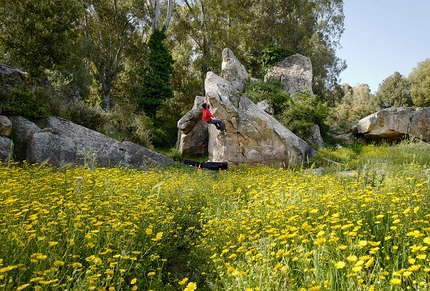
[64,102,105,131]
[409,58,430,107]
[138,29,174,121]
[0,86,49,121]
[63,101,153,148]
[313,138,430,172]
[373,71,412,109]
[245,80,289,114]
[0,0,83,77]
[326,83,375,127]
[260,45,296,76]
[278,91,329,138]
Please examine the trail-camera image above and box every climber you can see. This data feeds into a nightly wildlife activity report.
[201,103,226,133]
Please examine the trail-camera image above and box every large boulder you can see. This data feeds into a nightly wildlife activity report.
[264,54,313,95]
[9,116,41,141]
[177,49,317,167]
[355,107,430,142]
[26,116,174,168]
[409,108,430,141]
[204,72,316,167]
[221,48,249,92]
[355,107,413,141]
[0,115,12,136]
[0,64,26,95]
[177,96,208,157]
[0,136,13,162]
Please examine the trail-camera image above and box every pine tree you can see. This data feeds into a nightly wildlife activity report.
[137,28,174,121]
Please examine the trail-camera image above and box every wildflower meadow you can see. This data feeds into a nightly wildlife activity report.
[1,140,430,290]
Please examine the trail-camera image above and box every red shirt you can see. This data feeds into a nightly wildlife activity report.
[202,108,213,122]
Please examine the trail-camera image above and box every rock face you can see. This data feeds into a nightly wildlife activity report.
[221,48,249,92]
[355,107,430,142]
[355,107,411,141]
[177,48,317,167]
[176,96,208,157]
[0,64,25,95]
[264,54,313,95]
[24,117,174,168]
[0,136,13,161]
[0,115,12,136]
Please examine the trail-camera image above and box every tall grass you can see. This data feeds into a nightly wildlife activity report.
[1,140,430,290]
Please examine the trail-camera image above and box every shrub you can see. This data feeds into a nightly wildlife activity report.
[277,91,329,138]
[260,45,296,77]
[0,86,49,121]
[245,80,289,114]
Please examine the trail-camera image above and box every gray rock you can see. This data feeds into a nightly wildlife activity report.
[264,54,313,96]
[221,48,249,93]
[177,48,316,168]
[257,100,274,115]
[306,124,325,148]
[0,136,13,162]
[355,107,430,142]
[9,116,41,142]
[0,116,12,136]
[332,132,356,145]
[356,107,412,141]
[27,117,174,168]
[205,71,316,167]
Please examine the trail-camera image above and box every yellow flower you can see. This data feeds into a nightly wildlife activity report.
[358,240,367,248]
[416,254,426,260]
[309,286,321,291]
[352,266,362,273]
[365,257,374,268]
[179,278,188,285]
[130,278,137,284]
[72,262,83,268]
[17,284,30,291]
[314,237,326,245]
[184,282,197,291]
[423,237,430,245]
[146,227,153,235]
[347,255,357,262]
[335,261,346,269]
[147,272,156,277]
[390,278,401,285]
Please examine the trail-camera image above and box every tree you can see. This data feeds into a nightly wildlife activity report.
[277,91,329,138]
[136,0,174,122]
[373,72,411,109]
[0,0,83,77]
[409,59,430,107]
[82,0,138,109]
[170,0,346,98]
[137,28,174,121]
[326,83,374,126]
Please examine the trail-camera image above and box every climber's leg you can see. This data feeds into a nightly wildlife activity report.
[208,119,225,132]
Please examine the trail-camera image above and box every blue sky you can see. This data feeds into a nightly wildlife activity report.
[337,0,430,93]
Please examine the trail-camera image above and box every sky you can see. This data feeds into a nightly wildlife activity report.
[337,0,430,93]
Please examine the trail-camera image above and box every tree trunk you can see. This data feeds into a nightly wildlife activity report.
[163,0,173,30]
[153,0,159,29]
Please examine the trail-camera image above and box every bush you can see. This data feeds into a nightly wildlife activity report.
[0,86,49,121]
[277,91,329,138]
[245,80,289,114]
[260,45,296,76]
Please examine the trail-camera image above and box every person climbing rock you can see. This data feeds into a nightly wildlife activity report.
[201,103,226,133]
